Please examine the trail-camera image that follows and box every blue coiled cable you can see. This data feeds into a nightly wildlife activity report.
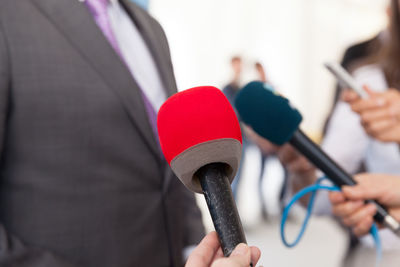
[280,177,382,266]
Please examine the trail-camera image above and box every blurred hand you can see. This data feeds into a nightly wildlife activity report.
[276,144,315,177]
[243,125,280,155]
[244,125,314,176]
[185,232,261,267]
[277,144,317,205]
[342,86,400,143]
[329,173,400,237]
[244,125,316,204]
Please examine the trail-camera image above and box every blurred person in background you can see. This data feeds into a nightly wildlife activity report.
[0,0,203,266]
[223,56,243,109]
[248,62,288,219]
[253,62,274,219]
[274,0,400,266]
[222,56,245,199]
[225,58,287,219]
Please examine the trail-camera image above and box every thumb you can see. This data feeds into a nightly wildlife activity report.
[342,173,384,201]
[211,243,251,267]
[342,183,381,201]
[342,185,365,200]
[230,243,251,265]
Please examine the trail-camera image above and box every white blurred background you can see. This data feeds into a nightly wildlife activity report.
[145,0,390,266]
[151,0,388,136]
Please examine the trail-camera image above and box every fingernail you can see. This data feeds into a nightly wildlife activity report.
[232,243,249,256]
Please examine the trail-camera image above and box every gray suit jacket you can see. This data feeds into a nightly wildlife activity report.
[0,0,204,266]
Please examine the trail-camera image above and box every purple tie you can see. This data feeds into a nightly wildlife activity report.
[85,0,159,141]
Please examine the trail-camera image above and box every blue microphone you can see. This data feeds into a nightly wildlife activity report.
[234,81,400,236]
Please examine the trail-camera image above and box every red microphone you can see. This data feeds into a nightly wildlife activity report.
[157,86,248,257]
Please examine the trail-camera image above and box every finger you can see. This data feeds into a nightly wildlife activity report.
[332,200,364,217]
[351,97,388,113]
[351,173,400,205]
[186,231,220,267]
[342,178,381,201]
[341,90,360,103]
[360,108,392,124]
[250,246,261,266]
[328,191,346,204]
[389,102,400,121]
[342,174,375,200]
[383,89,400,100]
[364,119,397,136]
[342,186,366,200]
[353,216,374,237]
[211,243,251,267]
[212,247,224,262]
[353,173,370,184]
[375,127,400,143]
[342,204,376,227]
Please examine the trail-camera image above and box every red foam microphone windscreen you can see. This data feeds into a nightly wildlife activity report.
[157,86,242,193]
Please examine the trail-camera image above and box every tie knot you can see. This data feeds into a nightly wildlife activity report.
[85,0,110,17]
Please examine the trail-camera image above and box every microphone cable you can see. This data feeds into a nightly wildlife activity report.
[280,177,382,266]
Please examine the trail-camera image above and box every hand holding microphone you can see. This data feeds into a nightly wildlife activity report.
[234,81,400,236]
[186,232,261,267]
[157,86,252,259]
[330,173,400,237]
[243,125,280,155]
[276,144,317,205]
[246,125,316,204]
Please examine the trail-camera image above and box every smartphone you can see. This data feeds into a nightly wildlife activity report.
[324,62,368,98]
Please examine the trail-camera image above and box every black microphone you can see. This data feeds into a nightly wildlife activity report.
[196,163,247,256]
[157,86,249,257]
[234,81,400,236]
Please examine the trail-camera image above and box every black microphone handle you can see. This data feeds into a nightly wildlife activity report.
[289,130,388,223]
[196,162,247,256]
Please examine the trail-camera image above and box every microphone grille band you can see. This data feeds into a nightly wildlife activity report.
[170,138,241,193]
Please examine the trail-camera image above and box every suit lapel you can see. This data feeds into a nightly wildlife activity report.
[31,0,161,159]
